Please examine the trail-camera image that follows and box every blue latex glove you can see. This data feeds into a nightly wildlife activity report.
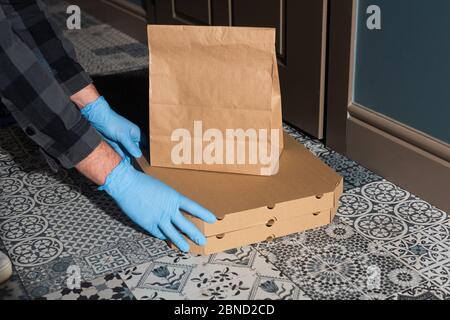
[100,158,217,252]
[81,96,142,158]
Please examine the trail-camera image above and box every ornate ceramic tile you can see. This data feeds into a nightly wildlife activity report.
[256,200,448,299]
[0,240,29,300]
[387,281,449,300]
[208,247,258,268]
[40,273,134,300]
[15,254,74,298]
[420,261,450,294]
[72,236,173,282]
[382,223,450,271]
[0,273,29,300]
[336,251,425,300]
[283,125,330,158]
[256,218,377,276]
[294,268,366,300]
[119,247,306,300]
[255,236,322,279]
[255,232,366,299]
[337,183,448,239]
[248,275,305,300]
[300,218,372,261]
[40,193,142,256]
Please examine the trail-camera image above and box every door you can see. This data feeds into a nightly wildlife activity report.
[147,0,328,139]
[327,0,450,211]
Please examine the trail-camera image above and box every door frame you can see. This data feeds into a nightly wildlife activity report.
[326,0,450,212]
[324,0,353,154]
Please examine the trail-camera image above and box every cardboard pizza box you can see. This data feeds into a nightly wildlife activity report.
[136,133,343,255]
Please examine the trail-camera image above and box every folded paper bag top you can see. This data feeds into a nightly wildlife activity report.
[147,25,283,176]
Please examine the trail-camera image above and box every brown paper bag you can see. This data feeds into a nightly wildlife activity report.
[147,25,284,176]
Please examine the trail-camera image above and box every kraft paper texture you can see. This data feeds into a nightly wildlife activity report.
[147,25,283,175]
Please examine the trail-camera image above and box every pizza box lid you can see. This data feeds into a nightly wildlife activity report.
[136,133,342,238]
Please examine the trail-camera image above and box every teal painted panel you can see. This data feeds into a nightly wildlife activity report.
[354,0,450,144]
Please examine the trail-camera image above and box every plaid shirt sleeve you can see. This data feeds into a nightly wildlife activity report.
[0,3,102,169]
[6,0,93,96]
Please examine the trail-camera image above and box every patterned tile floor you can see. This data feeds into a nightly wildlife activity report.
[1,124,449,300]
[1,0,450,300]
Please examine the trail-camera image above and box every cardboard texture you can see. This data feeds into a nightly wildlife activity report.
[137,134,343,255]
[147,25,283,176]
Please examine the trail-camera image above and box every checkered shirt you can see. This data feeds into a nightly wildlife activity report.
[0,0,101,168]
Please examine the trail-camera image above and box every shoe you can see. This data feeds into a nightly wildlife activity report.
[0,251,13,284]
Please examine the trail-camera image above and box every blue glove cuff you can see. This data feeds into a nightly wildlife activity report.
[98,157,132,195]
[81,96,109,120]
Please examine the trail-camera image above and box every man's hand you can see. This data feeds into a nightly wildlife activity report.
[99,158,217,252]
[71,84,142,158]
[81,96,142,158]
[75,142,216,252]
